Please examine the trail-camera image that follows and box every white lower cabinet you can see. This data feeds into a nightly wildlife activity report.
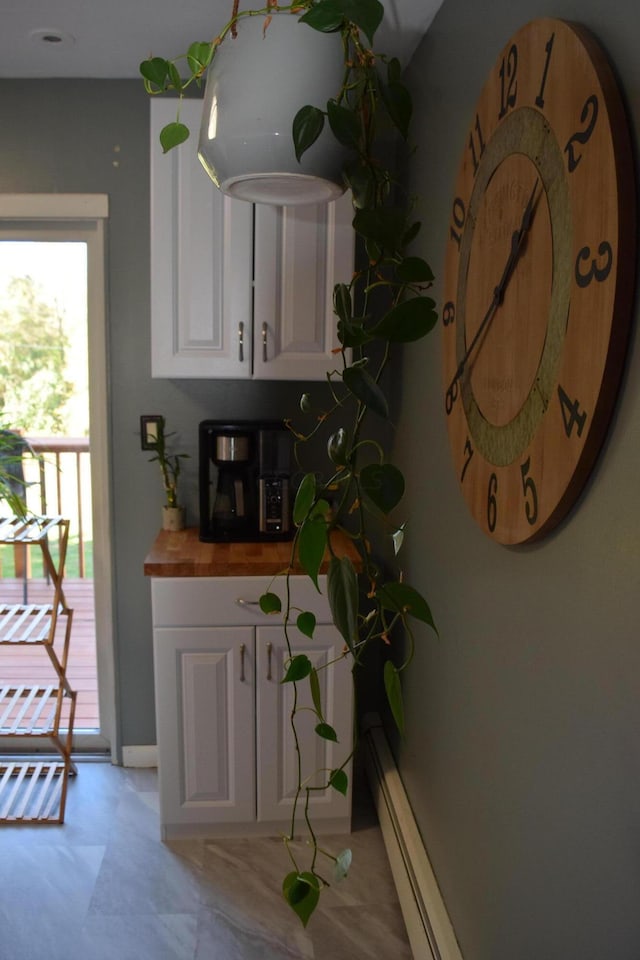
[151,576,353,838]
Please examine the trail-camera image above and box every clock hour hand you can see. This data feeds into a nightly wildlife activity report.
[494,176,541,304]
[448,177,542,393]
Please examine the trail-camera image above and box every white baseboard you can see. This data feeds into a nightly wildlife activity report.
[122,744,158,767]
[362,714,464,960]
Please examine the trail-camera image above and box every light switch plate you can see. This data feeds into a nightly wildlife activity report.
[140,415,162,450]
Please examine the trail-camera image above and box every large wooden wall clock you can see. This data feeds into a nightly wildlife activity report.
[442,18,636,544]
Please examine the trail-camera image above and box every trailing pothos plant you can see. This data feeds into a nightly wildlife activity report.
[141,0,438,926]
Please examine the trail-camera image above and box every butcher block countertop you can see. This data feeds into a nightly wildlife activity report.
[144,527,361,578]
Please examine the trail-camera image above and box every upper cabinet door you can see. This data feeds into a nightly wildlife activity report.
[252,193,354,381]
[150,99,253,378]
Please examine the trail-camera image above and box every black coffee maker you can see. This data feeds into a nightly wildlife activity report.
[199,420,292,542]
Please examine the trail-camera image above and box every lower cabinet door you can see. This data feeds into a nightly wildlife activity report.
[255,623,353,828]
[153,625,255,832]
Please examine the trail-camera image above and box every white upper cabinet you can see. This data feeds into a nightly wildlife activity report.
[150,99,354,380]
[252,199,353,380]
[150,100,253,379]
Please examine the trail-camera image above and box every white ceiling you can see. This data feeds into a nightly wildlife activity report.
[0,0,443,79]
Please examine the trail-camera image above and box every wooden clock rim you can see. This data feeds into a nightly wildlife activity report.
[442,17,637,545]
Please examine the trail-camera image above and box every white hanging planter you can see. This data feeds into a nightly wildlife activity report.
[197,12,348,206]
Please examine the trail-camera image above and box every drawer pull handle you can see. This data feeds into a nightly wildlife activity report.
[266,641,273,681]
[236,598,262,609]
[239,642,246,683]
[238,321,244,363]
[262,322,268,363]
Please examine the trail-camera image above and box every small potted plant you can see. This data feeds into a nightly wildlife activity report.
[148,417,189,531]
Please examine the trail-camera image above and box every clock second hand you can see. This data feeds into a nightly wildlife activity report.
[448,176,542,394]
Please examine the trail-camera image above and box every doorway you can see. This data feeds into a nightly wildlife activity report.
[0,194,115,756]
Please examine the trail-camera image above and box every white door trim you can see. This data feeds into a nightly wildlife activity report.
[0,193,117,758]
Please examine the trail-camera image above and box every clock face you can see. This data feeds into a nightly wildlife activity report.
[442,18,635,545]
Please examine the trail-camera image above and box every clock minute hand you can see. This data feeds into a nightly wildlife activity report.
[448,177,542,393]
[494,176,541,304]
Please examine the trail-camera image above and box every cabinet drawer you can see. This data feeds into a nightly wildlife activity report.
[151,575,331,627]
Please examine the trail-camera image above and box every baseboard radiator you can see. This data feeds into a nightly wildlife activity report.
[362,715,464,960]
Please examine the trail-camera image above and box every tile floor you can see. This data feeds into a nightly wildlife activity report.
[0,761,412,960]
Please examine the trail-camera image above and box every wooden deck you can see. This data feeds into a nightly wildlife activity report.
[0,578,98,730]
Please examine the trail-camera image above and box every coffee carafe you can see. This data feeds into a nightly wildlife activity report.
[211,431,252,536]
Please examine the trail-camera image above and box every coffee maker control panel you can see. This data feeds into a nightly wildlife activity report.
[259,477,290,534]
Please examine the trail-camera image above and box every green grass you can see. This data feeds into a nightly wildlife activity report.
[0,536,93,579]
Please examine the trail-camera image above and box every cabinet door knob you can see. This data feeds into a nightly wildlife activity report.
[238,321,244,363]
[262,322,268,363]
[266,641,273,681]
[239,642,246,683]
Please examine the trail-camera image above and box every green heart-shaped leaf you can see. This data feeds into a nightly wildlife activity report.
[377,581,437,633]
[384,660,405,735]
[396,257,435,284]
[293,105,325,162]
[282,654,312,683]
[159,121,189,153]
[167,62,183,92]
[139,57,169,90]
[327,555,358,651]
[387,57,402,84]
[298,515,327,591]
[380,78,412,139]
[187,41,214,75]
[370,296,438,342]
[343,157,377,209]
[360,463,405,514]
[283,871,321,927]
[329,769,349,796]
[403,220,422,246]
[293,473,316,525]
[342,365,389,419]
[259,592,282,614]
[297,611,316,639]
[309,666,323,717]
[342,0,384,43]
[337,317,372,349]
[327,100,361,149]
[299,1,344,33]
[333,283,352,324]
[299,0,383,43]
[353,206,406,250]
[315,721,338,742]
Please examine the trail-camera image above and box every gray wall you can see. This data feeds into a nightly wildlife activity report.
[395,2,640,958]
[0,80,327,750]
[4,10,640,948]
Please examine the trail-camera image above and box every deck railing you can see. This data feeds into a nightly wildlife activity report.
[18,436,92,579]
